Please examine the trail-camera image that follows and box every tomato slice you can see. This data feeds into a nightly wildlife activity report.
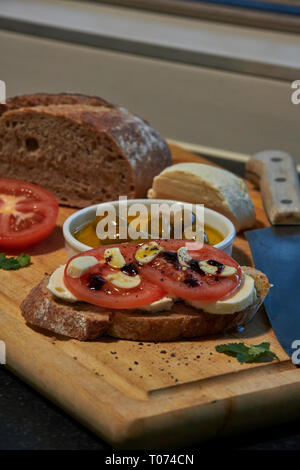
[139,240,242,301]
[64,244,166,309]
[0,179,58,249]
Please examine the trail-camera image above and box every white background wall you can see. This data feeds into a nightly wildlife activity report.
[1,28,299,162]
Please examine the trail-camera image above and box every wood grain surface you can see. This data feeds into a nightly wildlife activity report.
[0,143,299,449]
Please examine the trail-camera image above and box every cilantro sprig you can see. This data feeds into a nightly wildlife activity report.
[215,342,279,363]
[0,253,31,271]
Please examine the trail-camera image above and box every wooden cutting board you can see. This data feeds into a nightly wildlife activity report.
[0,143,299,449]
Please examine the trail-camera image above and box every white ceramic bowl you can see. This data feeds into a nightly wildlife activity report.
[63,199,236,259]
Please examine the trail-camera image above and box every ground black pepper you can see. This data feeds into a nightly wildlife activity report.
[183,275,201,287]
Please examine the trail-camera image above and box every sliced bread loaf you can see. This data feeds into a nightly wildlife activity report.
[0,93,171,207]
[20,266,270,341]
[148,162,256,231]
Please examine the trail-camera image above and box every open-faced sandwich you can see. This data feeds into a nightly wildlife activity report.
[21,240,270,341]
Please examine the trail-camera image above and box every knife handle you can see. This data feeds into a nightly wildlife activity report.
[246,150,300,225]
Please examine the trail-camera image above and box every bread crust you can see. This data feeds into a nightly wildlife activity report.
[20,267,270,341]
[20,277,111,341]
[0,92,113,116]
[0,93,172,206]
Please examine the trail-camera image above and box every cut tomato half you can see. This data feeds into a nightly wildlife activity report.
[0,179,58,249]
[64,245,166,309]
[138,240,242,301]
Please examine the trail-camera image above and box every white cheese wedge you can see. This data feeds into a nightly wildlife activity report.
[66,255,99,278]
[47,265,78,302]
[135,241,163,264]
[148,163,256,231]
[107,271,141,289]
[104,247,126,268]
[186,274,257,314]
[140,296,174,312]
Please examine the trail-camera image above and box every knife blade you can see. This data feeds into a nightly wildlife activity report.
[245,150,300,359]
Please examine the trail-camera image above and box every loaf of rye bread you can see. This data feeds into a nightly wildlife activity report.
[0,93,172,207]
[20,266,270,341]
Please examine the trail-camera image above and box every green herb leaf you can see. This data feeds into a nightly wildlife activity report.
[0,253,31,270]
[16,253,31,268]
[215,341,279,363]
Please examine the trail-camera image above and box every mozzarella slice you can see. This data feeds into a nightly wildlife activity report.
[186,274,257,314]
[140,296,174,312]
[107,271,141,289]
[104,247,126,268]
[47,265,78,302]
[66,256,99,278]
[135,241,163,264]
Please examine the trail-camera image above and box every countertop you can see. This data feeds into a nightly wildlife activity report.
[1,366,300,451]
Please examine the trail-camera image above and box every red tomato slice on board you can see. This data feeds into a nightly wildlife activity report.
[64,245,166,309]
[138,240,242,301]
[0,179,58,249]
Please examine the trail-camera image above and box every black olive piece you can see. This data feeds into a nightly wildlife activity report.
[88,274,106,290]
[121,262,139,276]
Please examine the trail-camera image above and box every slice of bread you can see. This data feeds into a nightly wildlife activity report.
[20,266,270,341]
[0,93,172,207]
[148,163,256,232]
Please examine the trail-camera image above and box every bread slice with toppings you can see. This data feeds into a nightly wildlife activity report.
[0,93,172,208]
[20,266,270,341]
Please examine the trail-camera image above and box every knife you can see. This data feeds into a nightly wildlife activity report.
[245,150,300,359]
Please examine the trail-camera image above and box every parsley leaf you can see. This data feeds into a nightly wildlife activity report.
[0,253,31,271]
[16,253,31,268]
[215,342,279,363]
